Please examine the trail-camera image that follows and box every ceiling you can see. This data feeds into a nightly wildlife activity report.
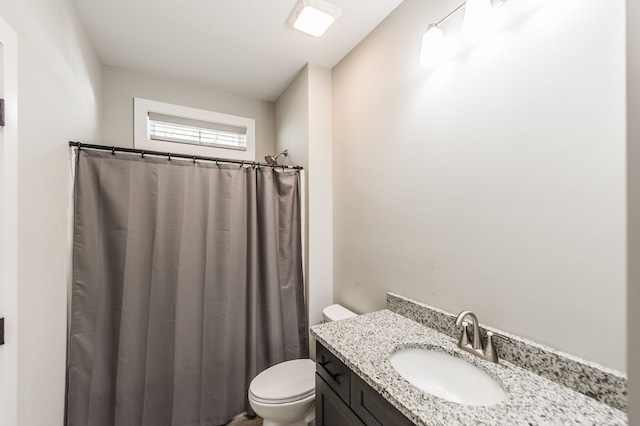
[71,0,405,101]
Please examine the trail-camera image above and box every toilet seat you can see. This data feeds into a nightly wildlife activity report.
[249,359,315,404]
[249,389,315,405]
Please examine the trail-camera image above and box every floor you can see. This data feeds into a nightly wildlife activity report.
[226,414,263,426]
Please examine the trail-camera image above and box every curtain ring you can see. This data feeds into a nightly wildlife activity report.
[141,150,145,158]
[77,143,82,151]
[111,146,116,155]
[240,161,245,168]
[216,158,219,166]
[193,157,196,164]
[168,153,171,161]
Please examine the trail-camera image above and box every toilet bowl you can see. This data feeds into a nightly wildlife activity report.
[249,359,316,426]
[248,304,357,426]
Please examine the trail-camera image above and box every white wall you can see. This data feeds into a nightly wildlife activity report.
[0,0,102,424]
[333,0,626,370]
[307,64,334,332]
[275,64,333,358]
[627,0,640,420]
[276,66,309,170]
[102,65,275,162]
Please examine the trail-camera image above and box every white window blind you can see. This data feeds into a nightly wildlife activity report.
[148,112,247,151]
[134,98,255,160]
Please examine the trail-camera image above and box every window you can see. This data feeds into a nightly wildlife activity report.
[148,112,247,150]
[134,98,255,160]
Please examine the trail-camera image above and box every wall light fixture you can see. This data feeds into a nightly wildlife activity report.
[421,0,502,68]
[288,0,342,37]
[420,3,464,67]
[463,0,493,41]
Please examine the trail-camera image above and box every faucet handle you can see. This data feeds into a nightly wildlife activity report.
[483,331,499,363]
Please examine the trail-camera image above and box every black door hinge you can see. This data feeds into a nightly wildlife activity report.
[0,99,5,127]
[0,317,4,345]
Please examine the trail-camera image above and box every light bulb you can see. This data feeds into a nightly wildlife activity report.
[420,25,445,68]
[463,0,492,42]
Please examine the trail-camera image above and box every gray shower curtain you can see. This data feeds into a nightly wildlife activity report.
[66,149,307,426]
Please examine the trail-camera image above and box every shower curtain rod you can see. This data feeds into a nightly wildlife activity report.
[68,141,303,170]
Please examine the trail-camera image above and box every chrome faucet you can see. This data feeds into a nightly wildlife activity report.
[455,311,498,363]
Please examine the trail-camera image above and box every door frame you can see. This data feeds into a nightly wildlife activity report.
[0,13,18,426]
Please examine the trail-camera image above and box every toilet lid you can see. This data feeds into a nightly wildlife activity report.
[323,304,357,322]
[249,359,315,404]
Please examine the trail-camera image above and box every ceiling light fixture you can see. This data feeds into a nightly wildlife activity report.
[288,0,342,37]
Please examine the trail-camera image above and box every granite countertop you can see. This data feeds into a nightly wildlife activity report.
[311,309,627,426]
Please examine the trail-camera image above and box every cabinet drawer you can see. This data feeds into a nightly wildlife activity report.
[350,372,414,426]
[316,341,351,404]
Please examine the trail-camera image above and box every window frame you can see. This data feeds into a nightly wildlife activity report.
[134,97,256,161]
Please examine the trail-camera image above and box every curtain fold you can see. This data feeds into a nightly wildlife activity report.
[67,149,307,426]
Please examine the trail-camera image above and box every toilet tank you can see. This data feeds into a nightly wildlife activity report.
[322,304,357,322]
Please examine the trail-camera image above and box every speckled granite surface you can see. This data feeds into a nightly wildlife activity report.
[311,309,627,425]
[386,293,627,412]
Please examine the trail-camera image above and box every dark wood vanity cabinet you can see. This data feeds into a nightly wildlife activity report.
[316,342,415,426]
[316,372,365,426]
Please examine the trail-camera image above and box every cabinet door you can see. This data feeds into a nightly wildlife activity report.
[350,372,415,426]
[316,374,365,426]
[317,341,351,404]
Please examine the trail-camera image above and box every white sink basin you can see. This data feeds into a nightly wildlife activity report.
[390,348,507,406]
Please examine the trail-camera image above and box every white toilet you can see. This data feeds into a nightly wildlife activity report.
[248,304,357,426]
